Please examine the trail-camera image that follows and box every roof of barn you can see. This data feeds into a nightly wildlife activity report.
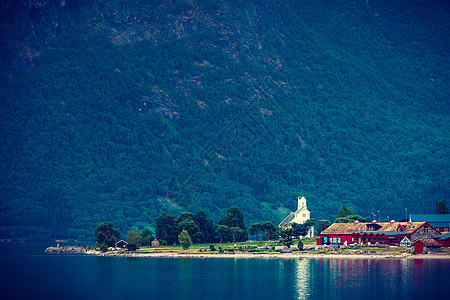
[320,222,429,235]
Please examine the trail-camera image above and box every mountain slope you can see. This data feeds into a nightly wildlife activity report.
[0,0,448,240]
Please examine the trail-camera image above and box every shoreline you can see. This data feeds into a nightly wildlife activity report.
[84,250,450,260]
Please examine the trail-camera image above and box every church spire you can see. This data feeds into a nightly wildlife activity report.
[297,195,306,211]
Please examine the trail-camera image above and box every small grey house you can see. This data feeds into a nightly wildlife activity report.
[115,240,128,248]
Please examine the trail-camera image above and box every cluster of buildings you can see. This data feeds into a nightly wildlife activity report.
[279,195,450,254]
[316,215,450,254]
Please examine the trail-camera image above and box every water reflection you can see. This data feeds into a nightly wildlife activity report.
[94,256,117,289]
[307,258,450,300]
[294,259,311,299]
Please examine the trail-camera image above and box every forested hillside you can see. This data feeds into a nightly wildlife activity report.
[0,0,448,241]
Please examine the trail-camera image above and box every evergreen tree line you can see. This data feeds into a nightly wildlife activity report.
[155,207,250,245]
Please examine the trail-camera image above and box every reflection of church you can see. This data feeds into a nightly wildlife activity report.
[279,196,315,238]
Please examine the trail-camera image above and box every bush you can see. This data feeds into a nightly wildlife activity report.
[100,244,108,252]
[127,243,138,251]
[178,229,192,250]
[209,245,216,251]
[298,240,304,251]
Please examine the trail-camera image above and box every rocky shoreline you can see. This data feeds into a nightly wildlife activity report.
[44,245,450,259]
[45,246,90,254]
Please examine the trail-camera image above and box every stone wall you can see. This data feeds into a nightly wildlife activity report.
[411,225,440,242]
[425,246,441,253]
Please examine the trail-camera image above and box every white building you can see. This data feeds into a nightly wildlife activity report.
[279,196,314,238]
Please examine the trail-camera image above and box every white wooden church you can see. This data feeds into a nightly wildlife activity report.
[279,196,315,238]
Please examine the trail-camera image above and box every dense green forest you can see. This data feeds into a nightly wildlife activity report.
[0,0,448,241]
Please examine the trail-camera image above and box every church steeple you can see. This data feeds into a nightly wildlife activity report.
[297,196,307,211]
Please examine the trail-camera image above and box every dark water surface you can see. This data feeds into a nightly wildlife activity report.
[1,244,449,299]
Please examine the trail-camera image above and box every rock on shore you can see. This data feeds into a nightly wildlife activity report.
[45,246,89,254]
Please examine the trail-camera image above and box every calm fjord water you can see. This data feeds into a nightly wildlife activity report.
[1,244,449,300]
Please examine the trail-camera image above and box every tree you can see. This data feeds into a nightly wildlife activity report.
[178,229,192,250]
[262,222,277,240]
[435,200,449,214]
[302,218,316,235]
[141,228,154,246]
[155,212,177,245]
[194,211,216,243]
[215,225,232,243]
[249,221,277,241]
[218,207,248,242]
[279,227,293,248]
[177,219,201,242]
[219,207,246,229]
[290,223,302,238]
[335,205,370,223]
[94,222,121,248]
[317,220,331,234]
[126,243,138,251]
[337,205,354,218]
[191,231,205,243]
[290,219,316,238]
[248,223,262,241]
[298,240,304,251]
[176,212,196,224]
[174,212,206,243]
[127,230,143,247]
[335,215,370,223]
[230,227,245,243]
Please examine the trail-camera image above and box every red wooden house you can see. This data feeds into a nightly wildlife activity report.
[433,232,450,247]
[351,231,409,246]
[317,221,440,246]
[412,239,442,254]
[317,222,362,245]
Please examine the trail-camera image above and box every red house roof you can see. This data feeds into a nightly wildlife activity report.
[320,222,434,235]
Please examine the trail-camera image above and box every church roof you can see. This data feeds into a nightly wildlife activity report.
[295,206,310,213]
[278,212,295,227]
